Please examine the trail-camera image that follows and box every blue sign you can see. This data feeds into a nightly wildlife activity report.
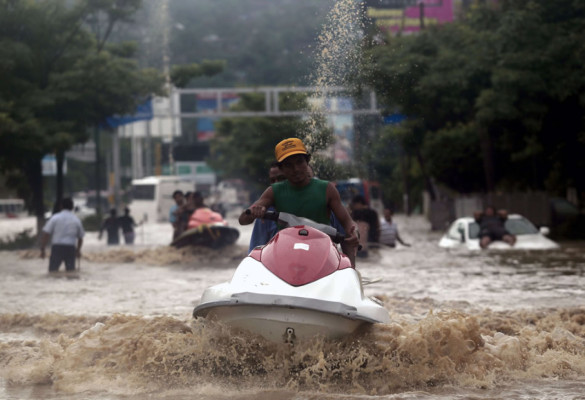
[42,154,67,176]
[104,99,153,129]
[383,114,406,125]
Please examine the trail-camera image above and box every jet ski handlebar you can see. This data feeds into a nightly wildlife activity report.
[245,209,346,243]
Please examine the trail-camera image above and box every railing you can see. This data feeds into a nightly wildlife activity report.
[170,86,382,118]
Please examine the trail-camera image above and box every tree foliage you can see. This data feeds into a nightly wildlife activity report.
[0,0,166,232]
[170,60,225,88]
[360,0,585,205]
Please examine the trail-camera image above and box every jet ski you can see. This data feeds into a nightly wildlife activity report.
[192,211,390,343]
[171,224,239,249]
[171,207,240,249]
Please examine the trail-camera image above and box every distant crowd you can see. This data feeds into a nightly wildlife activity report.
[39,138,414,274]
[38,138,522,276]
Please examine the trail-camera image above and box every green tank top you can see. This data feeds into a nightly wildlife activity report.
[272,178,330,226]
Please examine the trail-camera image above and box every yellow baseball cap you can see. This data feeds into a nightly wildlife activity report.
[275,138,308,162]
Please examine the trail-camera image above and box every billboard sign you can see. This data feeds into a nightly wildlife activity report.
[195,93,240,141]
[364,0,454,34]
[364,0,418,8]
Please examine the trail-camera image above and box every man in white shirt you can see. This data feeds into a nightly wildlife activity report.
[379,207,410,248]
[40,197,85,272]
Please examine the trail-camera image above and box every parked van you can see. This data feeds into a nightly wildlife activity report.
[130,176,195,223]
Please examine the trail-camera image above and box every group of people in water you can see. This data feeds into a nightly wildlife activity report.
[243,147,411,261]
[98,207,140,245]
[169,190,226,241]
[240,138,414,266]
[40,199,142,273]
[474,206,517,248]
[349,195,411,258]
[40,138,517,273]
[239,138,516,261]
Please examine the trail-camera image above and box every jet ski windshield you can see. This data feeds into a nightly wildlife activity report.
[259,225,351,286]
[260,210,346,243]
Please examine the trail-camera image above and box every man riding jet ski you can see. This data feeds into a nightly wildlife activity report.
[192,211,390,343]
[238,137,360,266]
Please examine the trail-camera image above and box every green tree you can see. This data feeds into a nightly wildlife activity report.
[473,0,585,194]
[1,0,224,234]
[360,0,585,203]
[0,0,166,234]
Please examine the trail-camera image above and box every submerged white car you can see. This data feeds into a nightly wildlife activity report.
[439,214,560,250]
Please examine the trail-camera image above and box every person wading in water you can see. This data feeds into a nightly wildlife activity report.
[40,197,84,273]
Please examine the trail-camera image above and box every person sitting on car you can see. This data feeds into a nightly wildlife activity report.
[474,206,516,249]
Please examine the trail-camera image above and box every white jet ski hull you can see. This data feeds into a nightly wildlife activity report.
[193,257,390,342]
[198,302,366,342]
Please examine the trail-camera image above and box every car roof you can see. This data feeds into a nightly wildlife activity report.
[454,214,524,224]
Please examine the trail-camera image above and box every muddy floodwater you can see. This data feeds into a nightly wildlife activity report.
[1,214,585,400]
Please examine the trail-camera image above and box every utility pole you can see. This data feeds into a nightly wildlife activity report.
[161,0,175,175]
[94,126,103,217]
[113,127,121,210]
[145,120,153,176]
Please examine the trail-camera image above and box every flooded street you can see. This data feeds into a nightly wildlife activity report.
[1,215,585,399]
[4,0,585,399]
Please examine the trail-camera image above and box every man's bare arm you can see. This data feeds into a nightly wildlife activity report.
[239,186,275,225]
[397,232,410,247]
[326,183,357,239]
[40,232,50,258]
[326,183,360,267]
[77,238,83,256]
